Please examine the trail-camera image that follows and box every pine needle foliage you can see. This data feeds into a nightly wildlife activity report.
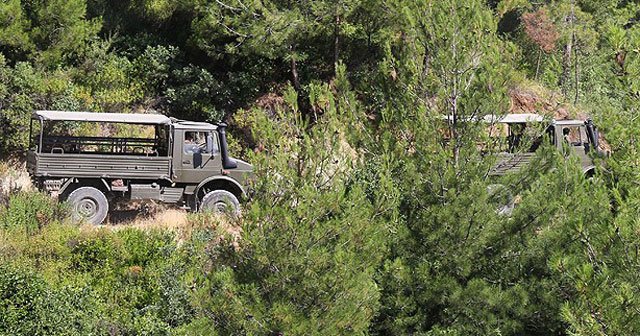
[190,68,396,335]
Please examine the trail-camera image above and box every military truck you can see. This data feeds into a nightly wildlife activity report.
[486,113,602,176]
[26,110,253,225]
[482,113,603,215]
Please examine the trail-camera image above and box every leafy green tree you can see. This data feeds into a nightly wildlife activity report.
[557,188,640,335]
[366,1,596,334]
[584,7,640,198]
[380,0,513,169]
[549,0,598,103]
[0,59,83,155]
[550,16,640,335]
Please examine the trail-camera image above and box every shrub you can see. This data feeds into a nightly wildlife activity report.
[156,261,196,327]
[0,191,64,233]
[118,228,175,267]
[69,231,120,273]
[0,263,100,335]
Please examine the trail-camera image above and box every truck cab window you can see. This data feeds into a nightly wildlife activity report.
[184,131,216,154]
[562,126,585,146]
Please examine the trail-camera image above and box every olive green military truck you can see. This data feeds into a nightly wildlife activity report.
[26,110,253,225]
[482,113,604,215]
[487,113,603,176]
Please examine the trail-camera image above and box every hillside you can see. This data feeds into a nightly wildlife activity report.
[2,0,640,335]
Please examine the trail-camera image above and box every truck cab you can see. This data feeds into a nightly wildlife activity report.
[171,121,252,184]
[27,110,253,225]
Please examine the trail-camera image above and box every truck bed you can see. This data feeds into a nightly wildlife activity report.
[27,152,172,180]
[489,153,536,176]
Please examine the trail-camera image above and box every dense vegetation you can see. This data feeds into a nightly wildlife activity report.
[2,0,640,334]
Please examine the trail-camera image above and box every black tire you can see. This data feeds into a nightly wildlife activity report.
[67,187,109,225]
[199,190,240,217]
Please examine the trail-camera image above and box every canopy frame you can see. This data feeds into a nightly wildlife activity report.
[33,110,172,125]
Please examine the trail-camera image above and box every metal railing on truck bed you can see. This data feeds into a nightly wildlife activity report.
[41,136,166,156]
[489,153,536,176]
[27,152,172,180]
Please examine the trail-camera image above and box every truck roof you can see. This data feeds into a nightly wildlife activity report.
[33,110,172,125]
[33,111,224,131]
[488,113,546,123]
[171,119,218,130]
[487,114,588,125]
[482,114,586,125]
[441,113,547,123]
[553,119,587,126]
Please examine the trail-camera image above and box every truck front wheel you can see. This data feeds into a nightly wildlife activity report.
[67,187,109,225]
[199,190,240,217]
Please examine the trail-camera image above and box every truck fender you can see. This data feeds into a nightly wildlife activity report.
[195,176,246,199]
[58,178,76,197]
[583,166,596,178]
[58,178,109,198]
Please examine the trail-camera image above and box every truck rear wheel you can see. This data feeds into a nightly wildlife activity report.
[199,190,240,217]
[67,187,109,225]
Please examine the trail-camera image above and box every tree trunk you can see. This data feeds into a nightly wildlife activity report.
[289,45,312,119]
[561,3,575,99]
[535,49,542,81]
[291,54,301,93]
[452,97,460,170]
[334,13,341,75]
[574,42,580,104]
[449,22,460,171]
[561,35,573,98]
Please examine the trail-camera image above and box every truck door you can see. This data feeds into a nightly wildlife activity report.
[177,130,221,183]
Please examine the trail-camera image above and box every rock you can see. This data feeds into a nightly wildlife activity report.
[509,89,540,114]
[0,165,33,204]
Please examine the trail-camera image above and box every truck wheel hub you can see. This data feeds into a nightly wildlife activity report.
[215,202,228,211]
[77,199,98,217]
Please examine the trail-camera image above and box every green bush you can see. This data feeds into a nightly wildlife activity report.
[119,228,175,267]
[0,191,64,233]
[69,232,120,272]
[0,263,100,335]
[0,223,202,332]
[156,261,196,327]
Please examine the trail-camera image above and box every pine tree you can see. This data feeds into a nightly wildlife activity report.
[190,0,387,106]
[27,0,101,67]
[0,0,33,58]
[192,67,395,335]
